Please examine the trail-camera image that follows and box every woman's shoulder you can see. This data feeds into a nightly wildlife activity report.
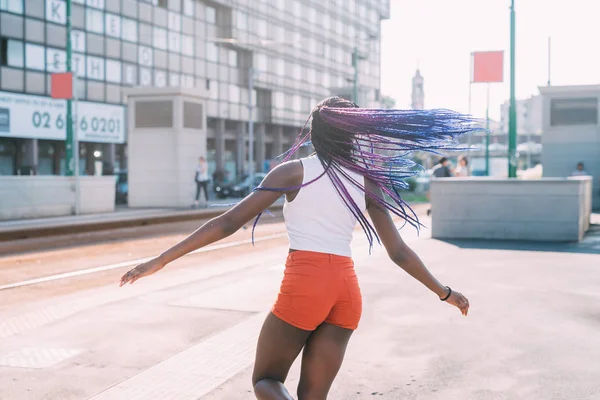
[266,159,304,185]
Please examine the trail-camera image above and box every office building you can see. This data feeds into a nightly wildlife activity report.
[0,0,390,179]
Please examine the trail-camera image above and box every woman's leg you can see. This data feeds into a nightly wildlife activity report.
[296,323,354,400]
[195,182,201,201]
[253,313,312,400]
[201,181,209,202]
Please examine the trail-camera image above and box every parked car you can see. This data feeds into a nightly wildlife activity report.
[214,173,267,199]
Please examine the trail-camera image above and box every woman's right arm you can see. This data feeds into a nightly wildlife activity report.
[365,179,469,316]
[120,161,303,286]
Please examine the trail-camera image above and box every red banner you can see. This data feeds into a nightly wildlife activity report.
[51,72,74,99]
[472,51,504,83]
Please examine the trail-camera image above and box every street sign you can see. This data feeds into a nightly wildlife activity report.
[0,91,125,143]
[51,72,74,99]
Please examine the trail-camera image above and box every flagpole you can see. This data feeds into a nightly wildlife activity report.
[467,52,473,149]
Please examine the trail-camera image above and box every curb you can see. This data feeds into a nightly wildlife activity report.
[0,205,284,242]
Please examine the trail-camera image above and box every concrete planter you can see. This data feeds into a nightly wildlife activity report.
[430,177,593,242]
[0,176,116,220]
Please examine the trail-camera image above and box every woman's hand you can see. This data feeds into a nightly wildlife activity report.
[443,289,470,316]
[120,257,166,286]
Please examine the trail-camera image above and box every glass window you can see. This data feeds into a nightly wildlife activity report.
[0,0,23,14]
[122,18,138,42]
[293,95,302,111]
[154,70,167,87]
[87,0,104,10]
[257,19,267,38]
[292,64,300,80]
[307,68,315,84]
[25,43,45,70]
[275,59,284,76]
[348,25,355,40]
[229,85,240,103]
[168,31,181,53]
[1,39,24,67]
[182,0,194,16]
[335,19,344,35]
[273,92,284,108]
[370,9,379,24]
[182,35,194,56]
[181,74,193,88]
[323,72,330,88]
[324,44,331,59]
[348,0,356,14]
[273,25,284,40]
[550,98,598,126]
[71,30,86,52]
[308,7,316,23]
[274,0,284,10]
[292,1,301,17]
[153,27,167,50]
[322,14,330,30]
[255,54,267,71]
[206,42,218,62]
[169,73,179,87]
[72,53,86,77]
[308,38,316,55]
[106,59,121,83]
[46,47,66,72]
[168,11,181,31]
[86,9,104,34]
[228,49,237,67]
[205,5,216,23]
[105,13,121,38]
[209,80,219,99]
[294,31,303,50]
[236,10,248,30]
[138,46,153,67]
[86,55,105,80]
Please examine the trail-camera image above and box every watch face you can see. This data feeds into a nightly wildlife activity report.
[0,108,9,133]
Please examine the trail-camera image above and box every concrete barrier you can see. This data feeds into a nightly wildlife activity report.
[431,177,593,242]
[0,176,116,221]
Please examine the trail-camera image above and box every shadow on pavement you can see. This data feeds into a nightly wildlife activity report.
[439,224,600,255]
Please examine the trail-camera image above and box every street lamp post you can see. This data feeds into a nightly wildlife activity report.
[247,67,255,186]
[508,0,518,178]
[65,0,74,177]
[352,48,359,104]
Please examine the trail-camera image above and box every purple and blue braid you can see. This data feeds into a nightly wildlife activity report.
[253,96,483,251]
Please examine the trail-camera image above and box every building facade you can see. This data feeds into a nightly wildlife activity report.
[499,95,543,137]
[411,68,423,110]
[0,0,390,180]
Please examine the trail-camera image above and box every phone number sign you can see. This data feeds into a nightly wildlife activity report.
[0,91,125,144]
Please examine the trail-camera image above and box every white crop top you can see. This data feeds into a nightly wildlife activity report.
[283,154,366,257]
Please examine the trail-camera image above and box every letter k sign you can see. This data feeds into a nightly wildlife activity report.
[46,0,67,25]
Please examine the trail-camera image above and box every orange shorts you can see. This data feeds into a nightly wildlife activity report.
[272,250,362,331]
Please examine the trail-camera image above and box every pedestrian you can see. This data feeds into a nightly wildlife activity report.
[571,162,589,177]
[453,155,470,177]
[193,156,209,208]
[426,157,453,216]
[120,97,474,399]
[432,157,453,178]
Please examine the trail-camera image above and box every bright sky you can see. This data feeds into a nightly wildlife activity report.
[381,0,600,120]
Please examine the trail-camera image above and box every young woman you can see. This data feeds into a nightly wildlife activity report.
[120,97,474,399]
[454,155,470,177]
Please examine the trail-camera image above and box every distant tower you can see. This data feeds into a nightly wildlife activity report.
[411,69,424,110]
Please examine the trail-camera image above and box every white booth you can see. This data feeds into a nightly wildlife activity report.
[539,85,600,210]
[123,87,209,209]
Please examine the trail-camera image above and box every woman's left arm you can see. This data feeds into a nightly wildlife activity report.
[120,161,302,286]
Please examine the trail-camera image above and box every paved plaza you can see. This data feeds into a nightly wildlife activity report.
[1,212,599,399]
